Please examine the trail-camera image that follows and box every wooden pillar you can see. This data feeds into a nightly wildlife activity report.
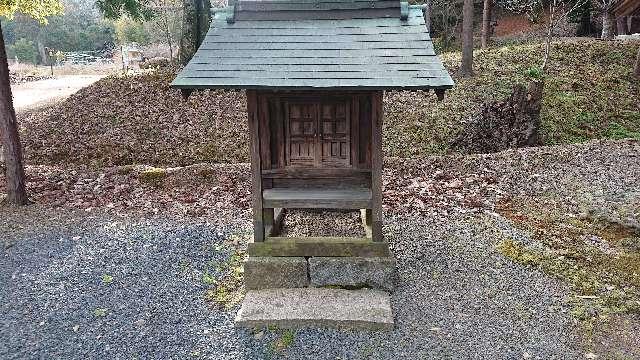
[617,16,629,35]
[247,90,264,242]
[371,91,383,242]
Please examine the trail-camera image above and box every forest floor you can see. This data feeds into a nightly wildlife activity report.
[1,139,639,359]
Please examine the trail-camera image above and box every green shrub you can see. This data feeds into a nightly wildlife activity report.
[10,38,38,64]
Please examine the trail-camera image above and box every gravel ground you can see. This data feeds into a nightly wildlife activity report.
[1,206,580,359]
[3,139,638,359]
[280,210,366,238]
[1,206,260,359]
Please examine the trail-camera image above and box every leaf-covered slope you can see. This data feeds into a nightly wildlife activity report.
[20,71,249,167]
[384,39,640,158]
[19,40,640,167]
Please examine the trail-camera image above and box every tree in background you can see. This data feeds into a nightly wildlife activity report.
[179,0,210,64]
[2,1,116,63]
[115,17,150,44]
[460,0,474,76]
[481,0,493,48]
[9,38,37,63]
[593,0,618,40]
[0,0,63,205]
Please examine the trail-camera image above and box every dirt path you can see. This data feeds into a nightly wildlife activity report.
[12,75,105,112]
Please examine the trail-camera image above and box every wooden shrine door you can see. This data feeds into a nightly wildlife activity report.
[285,99,351,168]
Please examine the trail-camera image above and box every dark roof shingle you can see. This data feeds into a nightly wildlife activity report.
[172,1,454,90]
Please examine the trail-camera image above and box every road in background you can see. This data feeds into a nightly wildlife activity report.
[12,75,105,112]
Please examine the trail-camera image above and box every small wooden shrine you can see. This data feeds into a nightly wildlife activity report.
[173,0,453,250]
[173,0,453,329]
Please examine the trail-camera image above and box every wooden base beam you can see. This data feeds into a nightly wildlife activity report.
[248,237,390,257]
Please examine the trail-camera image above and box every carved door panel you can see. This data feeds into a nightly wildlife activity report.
[284,99,351,168]
[285,102,317,167]
[319,101,350,167]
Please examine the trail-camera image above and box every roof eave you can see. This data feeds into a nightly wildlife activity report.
[170,83,455,91]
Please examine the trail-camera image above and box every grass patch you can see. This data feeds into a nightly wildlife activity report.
[93,307,108,317]
[203,249,246,310]
[385,40,640,156]
[269,329,296,354]
[101,274,113,285]
[138,167,167,187]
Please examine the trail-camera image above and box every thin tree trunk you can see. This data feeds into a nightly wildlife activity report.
[541,0,557,74]
[460,0,474,77]
[616,16,628,35]
[162,12,173,60]
[601,10,616,40]
[481,0,492,48]
[0,22,29,205]
[635,47,640,78]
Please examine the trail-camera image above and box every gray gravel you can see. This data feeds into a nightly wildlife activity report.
[1,206,581,359]
[0,207,260,359]
[281,209,366,237]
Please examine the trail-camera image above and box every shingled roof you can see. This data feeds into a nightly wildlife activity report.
[171,0,454,91]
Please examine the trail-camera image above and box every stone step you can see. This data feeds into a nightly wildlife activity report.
[235,288,394,331]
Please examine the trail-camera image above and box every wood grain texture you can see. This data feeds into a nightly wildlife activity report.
[263,188,372,209]
[370,91,383,242]
[247,90,265,242]
[248,237,390,257]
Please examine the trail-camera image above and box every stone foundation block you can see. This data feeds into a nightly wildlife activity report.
[309,257,396,292]
[235,288,394,330]
[244,257,309,290]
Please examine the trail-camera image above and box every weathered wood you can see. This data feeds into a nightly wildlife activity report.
[207,24,427,36]
[263,188,372,209]
[262,167,370,178]
[271,177,370,190]
[264,207,286,237]
[259,93,271,170]
[247,90,265,242]
[172,78,455,90]
[248,237,390,257]
[351,96,360,167]
[201,33,432,44]
[180,70,444,79]
[263,207,274,236]
[360,209,373,238]
[370,91,383,242]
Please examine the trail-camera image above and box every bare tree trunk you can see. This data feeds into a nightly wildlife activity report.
[0,22,29,205]
[460,0,474,77]
[601,10,616,40]
[481,0,492,48]
[162,11,173,60]
[541,0,558,74]
[635,47,640,78]
[617,16,628,35]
